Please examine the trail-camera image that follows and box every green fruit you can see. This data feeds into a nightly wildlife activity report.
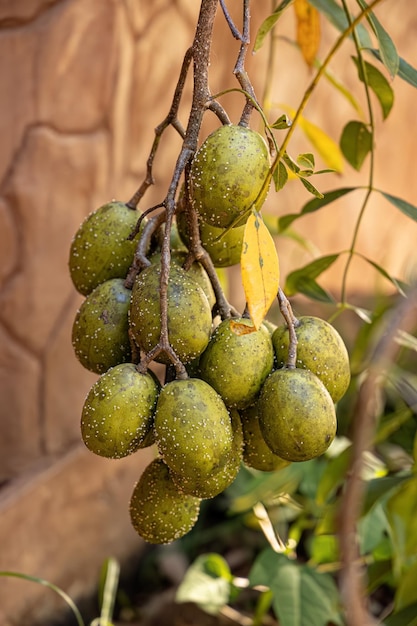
[129,458,201,544]
[190,125,270,228]
[240,404,289,472]
[154,378,234,488]
[69,201,143,296]
[129,264,212,364]
[171,408,243,498]
[258,368,337,462]
[81,363,160,459]
[149,250,215,309]
[199,317,274,409]
[176,208,245,267]
[272,316,351,403]
[72,278,131,374]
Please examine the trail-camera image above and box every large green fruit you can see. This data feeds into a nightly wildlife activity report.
[129,458,201,544]
[154,378,234,489]
[81,363,160,459]
[190,125,270,228]
[272,316,351,403]
[240,404,290,472]
[258,368,337,462]
[129,264,212,364]
[171,408,243,498]
[69,201,143,296]
[176,208,245,267]
[72,278,131,374]
[199,317,274,409]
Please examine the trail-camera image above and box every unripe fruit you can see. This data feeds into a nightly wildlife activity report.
[199,317,274,409]
[129,264,212,364]
[272,316,351,403]
[129,458,201,544]
[258,368,337,462]
[154,378,234,487]
[240,404,290,472]
[190,125,270,228]
[69,201,143,296]
[72,278,131,374]
[171,408,243,498]
[81,363,160,459]
[176,209,245,267]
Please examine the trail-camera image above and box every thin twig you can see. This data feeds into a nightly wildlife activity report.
[219,0,246,41]
[277,288,299,369]
[234,0,257,126]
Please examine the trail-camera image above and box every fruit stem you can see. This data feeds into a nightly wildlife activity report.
[233,0,257,126]
[277,288,299,369]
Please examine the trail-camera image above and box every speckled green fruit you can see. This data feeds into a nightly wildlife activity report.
[171,408,243,498]
[129,458,201,544]
[199,317,274,409]
[129,265,212,364]
[69,201,143,296]
[176,209,245,267]
[258,368,337,462]
[72,278,131,374]
[149,250,215,309]
[81,363,160,459]
[190,125,270,228]
[272,316,351,403]
[154,378,234,489]
[240,404,290,472]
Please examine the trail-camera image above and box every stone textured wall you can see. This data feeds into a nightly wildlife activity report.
[0,0,416,622]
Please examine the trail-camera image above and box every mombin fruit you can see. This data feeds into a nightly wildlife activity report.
[154,378,234,491]
[72,278,131,374]
[129,264,212,364]
[129,458,201,544]
[258,368,337,462]
[69,201,143,296]
[272,315,351,403]
[199,317,274,409]
[81,363,160,459]
[190,124,270,228]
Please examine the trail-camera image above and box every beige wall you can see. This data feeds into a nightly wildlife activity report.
[0,0,416,622]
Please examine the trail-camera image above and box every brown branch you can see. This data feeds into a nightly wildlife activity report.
[338,286,417,626]
[234,0,257,126]
[277,288,299,369]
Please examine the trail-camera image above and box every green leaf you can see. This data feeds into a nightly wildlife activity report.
[369,49,417,89]
[308,0,372,47]
[285,254,339,299]
[378,191,417,222]
[309,534,339,566]
[278,187,356,232]
[273,160,289,191]
[362,474,411,517]
[395,559,417,612]
[354,252,406,295]
[352,57,394,119]
[383,602,417,626]
[297,153,315,169]
[340,120,372,170]
[98,558,120,626]
[253,0,293,52]
[316,445,352,505]
[249,551,344,626]
[176,553,232,615]
[355,0,399,77]
[358,502,388,555]
[299,176,324,199]
[385,475,417,575]
[271,113,292,130]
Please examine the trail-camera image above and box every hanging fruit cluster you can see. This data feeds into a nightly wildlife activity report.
[69,122,351,545]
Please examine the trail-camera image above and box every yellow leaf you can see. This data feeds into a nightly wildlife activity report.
[294,0,320,67]
[241,211,280,330]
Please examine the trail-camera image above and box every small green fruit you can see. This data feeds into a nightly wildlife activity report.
[129,458,201,544]
[69,201,143,296]
[199,317,274,409]
[129,264,212,364]
[72,278,131,374]
[81,363,160,459]
[258,368,337,462]
[190,125,270,228]
[272,316,351,402]
[154,378,234,487]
